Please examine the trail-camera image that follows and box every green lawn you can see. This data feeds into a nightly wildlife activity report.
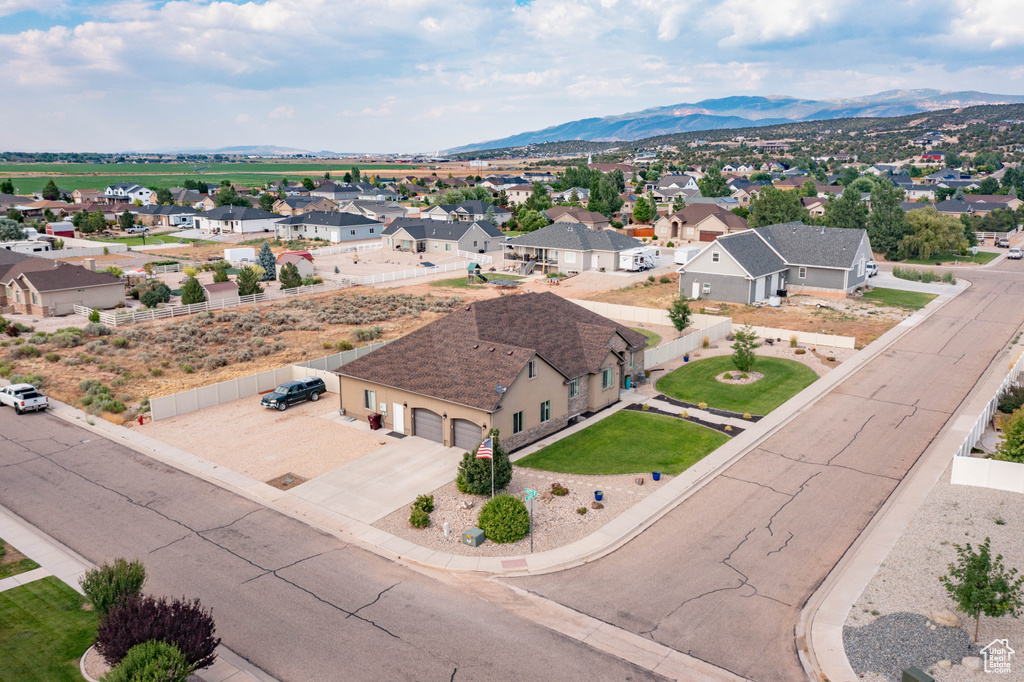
[90,235,194,247]
[0,538,40,580]
[656,356,818,415]
[862,287,937,310]
[0,577,98,681]
[429,273,523,289]
[901,250,998,265]
[629,327,662,348]
[515,410,729,475]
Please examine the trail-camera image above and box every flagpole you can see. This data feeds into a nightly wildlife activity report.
[491,455,494,499]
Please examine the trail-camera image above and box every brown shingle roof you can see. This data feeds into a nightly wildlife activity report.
[2,261,122,292]
[202,281,239,293]
[336,292,646,411]
[667,204,748,230]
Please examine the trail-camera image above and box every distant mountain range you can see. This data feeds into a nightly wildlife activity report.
[448,89,1024,153]
[160,145,342,156]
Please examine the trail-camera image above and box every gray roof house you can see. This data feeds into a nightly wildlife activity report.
[382,218,505,255]
[421,201,512,225]
[677,222,874,304]
[275,211,384,243]
[507,223,643,274]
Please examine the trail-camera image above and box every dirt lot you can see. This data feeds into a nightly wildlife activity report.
[585,274,911,347]
[144,394,391,482]
[0,289,462,425]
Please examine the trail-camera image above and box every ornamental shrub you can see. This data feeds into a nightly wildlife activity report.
[456,430,512,495]
[998,384,1024,414]
[478,495,530,544]
[95,595,220,669]
[409,508,430,528]
[413,494,434,514]
[79,558,147,617]
[89,308,101,323]
[101,640,193,682]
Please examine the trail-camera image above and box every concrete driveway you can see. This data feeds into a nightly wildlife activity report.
[511,264,1024,681]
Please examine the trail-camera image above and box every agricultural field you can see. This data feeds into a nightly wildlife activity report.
[0,290,463,425]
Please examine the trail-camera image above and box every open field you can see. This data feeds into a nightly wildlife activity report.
[0,161,416,175]
[861,287,937,310]
[515,411,729,475]
[656,356,819,415]
[0,577,98,682]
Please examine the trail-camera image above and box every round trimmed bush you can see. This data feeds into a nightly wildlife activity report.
[409,508,430,528]
[101,640,193,682]
[477,495,530,544]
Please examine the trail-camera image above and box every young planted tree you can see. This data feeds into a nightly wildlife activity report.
[180,277,206,305]
[257,242,276,281]
[668,297,692,334]
[456,430,512,495]
[236,266,264,296]
[212,262,229,283]
[278,261,303,289]
[940,537,1024,642]
[731,324,760,373]
[632,195,653,223]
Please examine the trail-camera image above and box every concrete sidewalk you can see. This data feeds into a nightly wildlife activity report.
[0,504,278,682]
[38,279,966,580]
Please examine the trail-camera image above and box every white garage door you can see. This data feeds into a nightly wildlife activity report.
[413,409,443,443]
[754,276,766,301]
[452,419,482,451]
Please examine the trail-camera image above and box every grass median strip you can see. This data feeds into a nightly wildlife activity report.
[656,355,818,415]
[0,576,98,682]
[0,538,40,580]
[861,287,937,310]
[515,410,729,475]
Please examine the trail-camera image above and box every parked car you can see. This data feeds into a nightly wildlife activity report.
[865,260,878,277]
[260,376,326,411]
[996,236,1011,248]
[1009,247,1023,260]
[0,383,48,414]
[125,226,149,234]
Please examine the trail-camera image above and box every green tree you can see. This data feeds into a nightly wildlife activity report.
[496,189,509,207]
[5,208,23,222]
[800,180,818,197]
[212,261,229,283]
[214,184,252,208]
[179,276,206,305]
[632,195,653,223]
[155,188,174,205]
[978,177,1000,195]
[940,537,1024,642]
[79,557,146,618]
[838,167,860,186]
[993,408,1024,464]
[668,297,691,334]
[823,186,868,231]
[256,241,276,281]
[258,193,276,211]
[86,210,107,234]
[697,165,730,197]
[351,167,361,182]
[118,210,135,232]
[278,261,302,289]
[236,266,264,296]
[0,217,26,241]
[750,172,771,182]
[731,324,760,373]
[477,495,530,543]
[524,182,552,212]
[671,195,687,213]
[343,172,352,183]
[867,182,909,257]
[302,177,315,191]
[0,178,15,194]
[41,179,60,201]
[748,186,809,227]
[519,210,547,232]
[899,207,967,260]
[456,430,512,495]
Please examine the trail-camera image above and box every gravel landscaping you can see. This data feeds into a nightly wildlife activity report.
[844,460,1024,681]
[373,467,671,556]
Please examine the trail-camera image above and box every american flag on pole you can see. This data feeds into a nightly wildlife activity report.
[476,437,493,459]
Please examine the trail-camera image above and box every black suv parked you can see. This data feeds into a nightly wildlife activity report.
[261,377,326,411]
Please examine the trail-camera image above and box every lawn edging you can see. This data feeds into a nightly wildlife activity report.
[622,403,745,437]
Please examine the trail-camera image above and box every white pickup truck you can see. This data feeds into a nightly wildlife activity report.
[0,384,49,414]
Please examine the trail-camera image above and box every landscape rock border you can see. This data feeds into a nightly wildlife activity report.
[654,394,763,422]
[715,371,764,385]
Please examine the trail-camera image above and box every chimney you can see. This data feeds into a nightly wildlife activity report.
[84,258,96,271]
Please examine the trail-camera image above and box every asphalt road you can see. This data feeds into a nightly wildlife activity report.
[0,412,659,682]
[512,263,1024,681]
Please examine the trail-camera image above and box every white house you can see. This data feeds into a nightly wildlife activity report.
[193,206,280,234]
[104,183,153,204]
[274,212,384,243]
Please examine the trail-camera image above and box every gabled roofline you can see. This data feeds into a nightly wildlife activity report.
[679,236,755,279]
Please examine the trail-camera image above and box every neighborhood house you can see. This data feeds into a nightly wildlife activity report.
[506,222,644,274]
[382,218,504,254]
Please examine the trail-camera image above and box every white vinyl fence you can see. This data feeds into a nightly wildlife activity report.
[565,299,726,331]
[310,242,383,256]
[644,318,734,367]
[950,350,1024,493]
[325,259,481,286]
[149,341,389,421]
[458,250,493,264]
[977,227,1021,241]
[733,325,856,350]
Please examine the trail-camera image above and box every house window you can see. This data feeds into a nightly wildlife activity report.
[540,400,551,423]
[31,292,38,304]
[513,411,525,434]
[712,252,720,263]
[351,230,356,235]
[369,228,374,233]
[630,352,634,369]
[473,241,478,247]
[528,360,537,378]
[387,238,392,246]
[445,243,451,251]
[702,282,711,295]
[857,258,865,277]
[565,252,576,264]
[363,389,376,410]
[568,378,579,398]
[798,266,807,279]
[602,368,614,390]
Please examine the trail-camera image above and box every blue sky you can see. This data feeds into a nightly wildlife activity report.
[0,0,1022,153]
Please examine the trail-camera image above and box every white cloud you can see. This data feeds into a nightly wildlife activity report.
[236,113,251,123]
[947,0,1024,48]
[0,0,63,17]
[711,0,850,46]
[268,105,294,119]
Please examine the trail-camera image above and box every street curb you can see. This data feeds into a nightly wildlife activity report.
[41,282,964,579]
[795,280,1024,682]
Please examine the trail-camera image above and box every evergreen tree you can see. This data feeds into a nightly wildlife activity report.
[518,210,547,232]
[697,165,730,197]
[748,186,809,227]
[632,195,653,223]
[823,186,868,230]
[180,276,206,305]
[236,266,263,296]
[155,188,174,205]
[212,262,229,283]
[0,217,26,241]
[42,179,60,201]
[278,261,303,289]
[257,242,276,281]
[456,430,512,495]
[5,208,22,223]
[0,179,14,194]
[524,182,551,212]
[258,193,276,211]
[118,210,135,232]
[302,177,315,191]
[867,183,908,257]
[351,167,361,182]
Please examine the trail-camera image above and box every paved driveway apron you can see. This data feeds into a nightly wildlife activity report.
[512,265,1024,681]
[0,413,659,682]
